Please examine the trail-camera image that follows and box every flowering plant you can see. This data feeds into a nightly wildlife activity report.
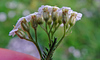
[9,5,82,60]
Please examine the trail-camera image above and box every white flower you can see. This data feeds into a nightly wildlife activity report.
[62,7,71,10]
[38,5,53,21]
[57,7,72,17]
[25,12,39,22]
[38,5,44,12]
[52,6,60,12]
[14,17,25,29]
[38,5,53,14]
[57,9,62,22]
[71,11,82,21]
[61,7,72,14]
[29,12,42,20]
[57,9,62,17]
[9,5,83,36]
[25,15,32,22]
[9,17,25,36]
[76,13,82,21]
[9,29,18,36]
[35,12,42,19]
[58,7,72,23]
[51,6,60,20]
[9,12,40,36]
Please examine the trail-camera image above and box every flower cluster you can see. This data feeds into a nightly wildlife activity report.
[9,5,82,60]
[9,5,82,37]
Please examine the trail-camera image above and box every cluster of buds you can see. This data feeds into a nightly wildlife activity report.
[9,5,82,60]
[9,5,82,37]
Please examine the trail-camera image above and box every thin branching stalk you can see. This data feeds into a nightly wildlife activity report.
[34,28,37,43]
[26,31,42,59]
[26,31,33,40]
[55,24,66,50]
[49,23,54,34]
[51,24,60,39]
[46,38,57,60]
[39,24,51,44]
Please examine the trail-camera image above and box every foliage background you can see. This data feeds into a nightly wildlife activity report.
[0,0,100,60]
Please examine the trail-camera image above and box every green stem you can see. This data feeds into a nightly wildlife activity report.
[52,24,60,39]
[55,24,66,49]
[51,32,53,40]
[26,31,42,59]
[46,45,54,60]
[30,41,42,59]
[48,25,51,29]
[49,23,54,34]
[46,38,57,60]
[45,22,47,32]
[66,27,72,34]
[53,24,60,34]
[48,23,54,43]
[34,28,37,43]
[39,25,51,44]
[34,42,42,60]
[27,31,33,40]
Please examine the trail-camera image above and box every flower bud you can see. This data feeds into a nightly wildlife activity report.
[62,7,72,24]
[58,19,62,24]
[57,9,62,24]
[43,8,50,22]
[31,15,38,29]
[36,13,44,24]
[47,17,52,25]
[52,11,57,21]
[38,5,52,22]
[69,13,77,27]
[66,23,70,29]
[21,18,29,32]
[54,20,58,26]
[15,29,26,39]
[51,7,59,21]
[62,13,67,24]
[37,17,44,24]
[62,9,69,24]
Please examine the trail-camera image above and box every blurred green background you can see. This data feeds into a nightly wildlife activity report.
[0,0,100,60]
